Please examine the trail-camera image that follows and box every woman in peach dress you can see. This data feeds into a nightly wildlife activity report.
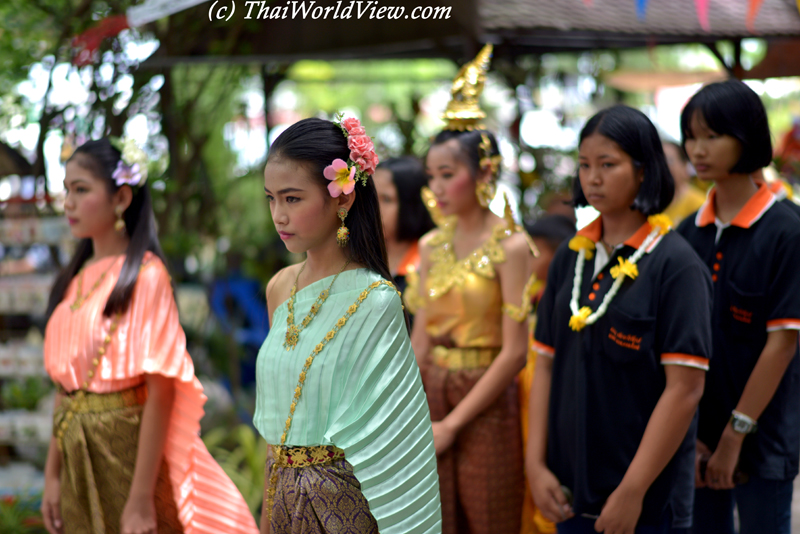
[40,138,258,534]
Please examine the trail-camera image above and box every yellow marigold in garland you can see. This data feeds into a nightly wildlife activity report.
[779,180,794,200]
[610,257,639,280]
[647,214,673,236]
[569,306,593,331]
[568,235,596,260]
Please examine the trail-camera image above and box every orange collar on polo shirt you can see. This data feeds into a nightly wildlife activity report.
[764,179,792,201]
[577,216,659,251]
[695,181,776,229]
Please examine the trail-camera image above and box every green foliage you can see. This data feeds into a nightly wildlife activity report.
[215,170,278,279]
[286,58,455,126]
[184,325,244,382]
[0,0,65,93]
[149,64,250,264]
[0,494,47,534]
[203,424,267,518]
[1,378,53,411]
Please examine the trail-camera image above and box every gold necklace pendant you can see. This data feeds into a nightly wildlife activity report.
[284,324,300,348]
[283,258,352,350]
[70,271,86,312]
[69,260,116,312]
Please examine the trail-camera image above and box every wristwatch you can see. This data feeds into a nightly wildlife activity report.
[730,410,758,434]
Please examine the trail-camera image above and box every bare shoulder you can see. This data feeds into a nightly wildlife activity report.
[266,263,301,311]
[500,231,535,263]
[419,228,439,248]
[496,231,535,295]
[418,228,440,259]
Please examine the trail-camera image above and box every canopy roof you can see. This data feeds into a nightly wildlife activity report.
[484,0,800,53]
[140,0,800,66]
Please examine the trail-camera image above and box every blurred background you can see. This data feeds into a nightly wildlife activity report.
[1,0,800,530]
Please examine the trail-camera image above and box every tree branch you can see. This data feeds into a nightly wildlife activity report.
[704,42,734,75]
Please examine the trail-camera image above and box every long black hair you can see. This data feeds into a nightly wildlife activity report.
[573,105,675,215]
[377,156,434,242]
[45,138,169,323]
[267,118,392,283]
[428,128,501,179]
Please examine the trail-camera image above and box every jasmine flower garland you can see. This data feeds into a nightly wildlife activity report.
[568,214,672,332]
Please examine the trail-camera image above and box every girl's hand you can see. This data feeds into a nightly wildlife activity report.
[41,474,63,534]
[431,420,457,454]
[706,429,743,490]
[695,439,711,488]
[528,464,573,524]
[594,484,644,534]
[120,495,157,534]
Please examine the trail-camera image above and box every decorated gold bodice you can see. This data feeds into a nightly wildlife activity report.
[412,218,532,349]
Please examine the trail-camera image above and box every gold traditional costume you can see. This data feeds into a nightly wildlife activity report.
[409,212,527,534]
[408,45,543,533]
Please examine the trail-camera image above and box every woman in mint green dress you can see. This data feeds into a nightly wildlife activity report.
[254,116,442,534]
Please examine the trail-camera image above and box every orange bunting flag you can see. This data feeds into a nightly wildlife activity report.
[694,0,710,31]
[747,0,765,33]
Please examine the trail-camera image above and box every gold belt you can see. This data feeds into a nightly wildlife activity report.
[55,384,148,450]
[432,346,501,370]
[271,444,345,469]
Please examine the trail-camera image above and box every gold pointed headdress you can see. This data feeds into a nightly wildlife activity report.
[443,43,493,131]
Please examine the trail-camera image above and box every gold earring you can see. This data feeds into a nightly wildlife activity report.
[337,207,349,247]
[114,207,125,232]
[476,181,496,208]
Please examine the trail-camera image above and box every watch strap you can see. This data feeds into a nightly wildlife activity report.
[730,410,758,434]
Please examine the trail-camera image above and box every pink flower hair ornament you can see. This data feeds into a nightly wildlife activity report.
[322,113,379,197]
[323,158,357,197]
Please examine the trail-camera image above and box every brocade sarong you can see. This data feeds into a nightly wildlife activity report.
[267,445,378,534]
[55,385,183,534]
[423,362,524,534]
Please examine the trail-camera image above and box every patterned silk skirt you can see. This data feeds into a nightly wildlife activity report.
[54,385,183,534]
[266,445,378,534]
[423,350,525,534]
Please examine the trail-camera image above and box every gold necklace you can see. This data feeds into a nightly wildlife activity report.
[70,259,117,312]
[284,258,352,350]
[267,279,400,522]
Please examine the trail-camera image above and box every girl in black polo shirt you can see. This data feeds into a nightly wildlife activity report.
[677,79,800,534]
[527,105,713,534]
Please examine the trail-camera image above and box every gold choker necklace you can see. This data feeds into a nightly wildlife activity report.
[284,258,352,350]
